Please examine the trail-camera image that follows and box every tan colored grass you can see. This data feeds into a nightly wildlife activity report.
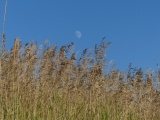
[0,38,160,119]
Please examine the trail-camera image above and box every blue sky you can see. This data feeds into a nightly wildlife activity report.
[0,0,160,71]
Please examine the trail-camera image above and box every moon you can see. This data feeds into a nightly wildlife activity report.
[75,31,81,38]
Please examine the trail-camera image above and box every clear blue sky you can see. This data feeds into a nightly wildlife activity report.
[1,0,160,71]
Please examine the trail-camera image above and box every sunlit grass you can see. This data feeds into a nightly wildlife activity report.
[0,38,160,120]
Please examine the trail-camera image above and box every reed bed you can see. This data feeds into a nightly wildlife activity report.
[0,37,160,120]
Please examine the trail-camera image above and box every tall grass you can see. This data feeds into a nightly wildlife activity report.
[0,38,160,120]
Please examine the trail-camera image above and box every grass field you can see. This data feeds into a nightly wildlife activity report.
[0,36,160,120]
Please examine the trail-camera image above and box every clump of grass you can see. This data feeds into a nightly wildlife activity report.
[0,37,160,120]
